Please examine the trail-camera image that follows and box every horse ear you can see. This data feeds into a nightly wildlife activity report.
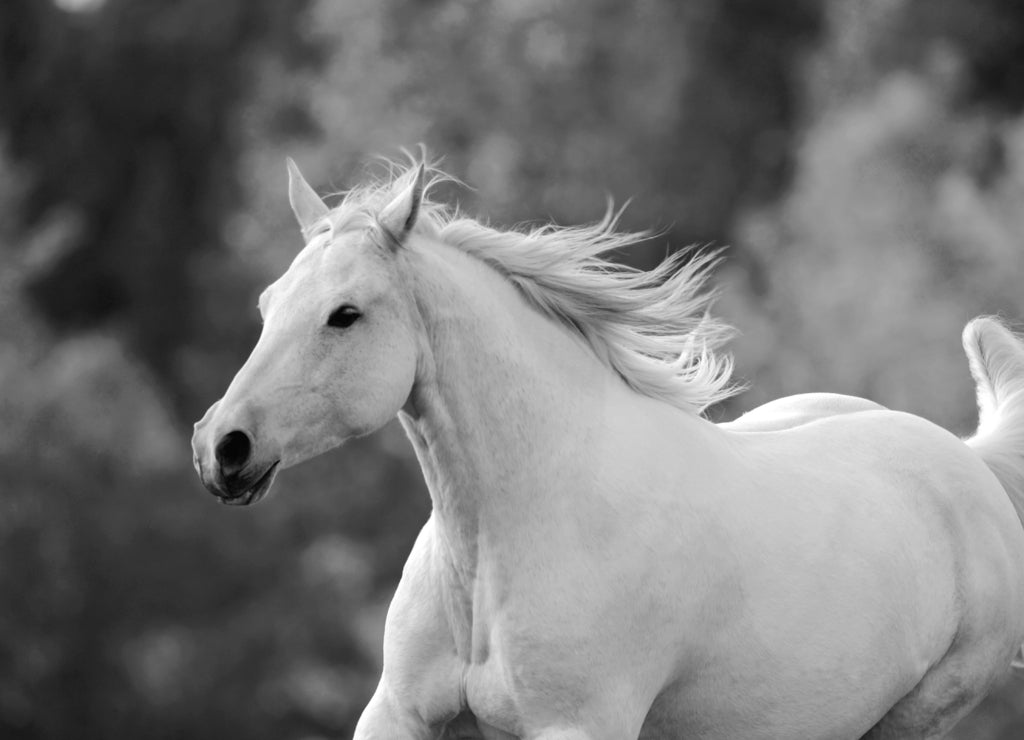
[378,162,425,246]
[287,158,329,239]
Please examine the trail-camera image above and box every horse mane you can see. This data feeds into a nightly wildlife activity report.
[319,159,740,415]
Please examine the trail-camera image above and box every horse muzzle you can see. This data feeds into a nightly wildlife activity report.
[192,408,281,506]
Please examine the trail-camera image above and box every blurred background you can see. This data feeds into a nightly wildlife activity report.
[2,0,1024,737]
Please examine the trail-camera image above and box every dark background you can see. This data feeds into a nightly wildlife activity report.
[3,0,1024,737]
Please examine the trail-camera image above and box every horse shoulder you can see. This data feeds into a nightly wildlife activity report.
[721,392,887,433]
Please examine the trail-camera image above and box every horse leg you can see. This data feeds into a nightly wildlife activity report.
[353,680,435,740]
[859,640,1006,740]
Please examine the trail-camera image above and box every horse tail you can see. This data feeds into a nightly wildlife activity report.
[963,316,1024,527]
[963,316,1024,671]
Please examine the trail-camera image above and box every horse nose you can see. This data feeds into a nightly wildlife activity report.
[215,430,252,477]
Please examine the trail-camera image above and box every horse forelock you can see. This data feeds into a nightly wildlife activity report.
[318,157,740,415]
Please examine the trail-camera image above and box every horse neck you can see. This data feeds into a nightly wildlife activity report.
[398,238,612,565]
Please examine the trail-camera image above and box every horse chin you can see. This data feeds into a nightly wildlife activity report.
[218,462,280,507]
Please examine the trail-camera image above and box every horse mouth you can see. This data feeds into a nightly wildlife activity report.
[218,462,280,506]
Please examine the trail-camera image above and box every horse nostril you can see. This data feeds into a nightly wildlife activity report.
[215,430,252,474]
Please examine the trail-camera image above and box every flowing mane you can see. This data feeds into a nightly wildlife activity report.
[314,160,739,414]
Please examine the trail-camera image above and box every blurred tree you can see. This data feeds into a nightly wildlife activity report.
[294,0,823,268]
[0,0,320,416]
[889,0,1024,113]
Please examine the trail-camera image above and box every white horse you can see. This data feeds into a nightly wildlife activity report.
[192,157,1024,739]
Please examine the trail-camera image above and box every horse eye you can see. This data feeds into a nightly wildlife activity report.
[327,305,361,329]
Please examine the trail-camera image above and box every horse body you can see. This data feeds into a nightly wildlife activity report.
[364,241,1024,740]
[191,158,1024,739]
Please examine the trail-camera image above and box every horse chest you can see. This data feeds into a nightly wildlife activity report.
[461,661,523,738]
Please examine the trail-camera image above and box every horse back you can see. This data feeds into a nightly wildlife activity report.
[721,392,886,433]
